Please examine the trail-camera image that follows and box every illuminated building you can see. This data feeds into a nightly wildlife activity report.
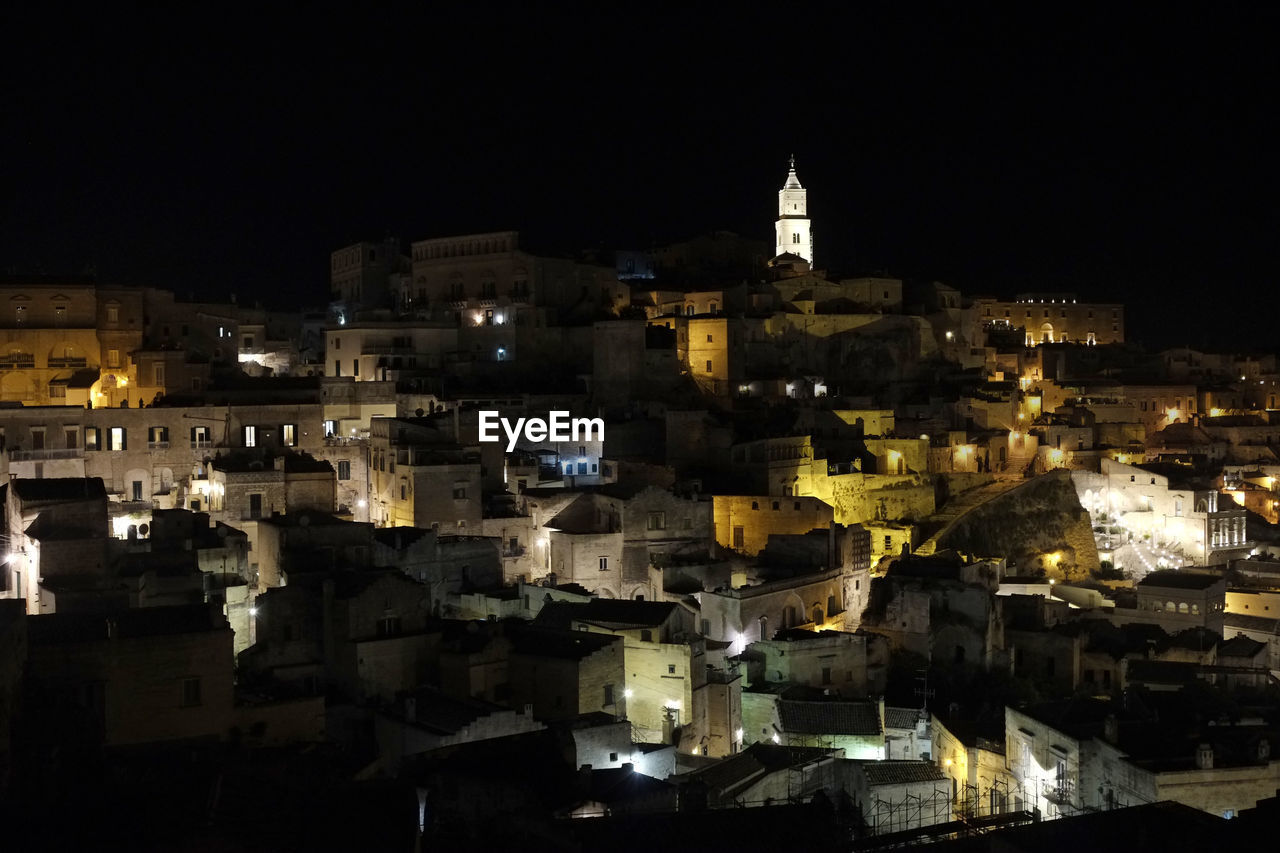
[0,280,143,406]
[774,156,813,266]
[406,230,625,325]
[975,293,1125,346]
[329,239,407,318]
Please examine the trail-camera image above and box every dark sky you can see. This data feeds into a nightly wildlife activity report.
[3,6,1276,350]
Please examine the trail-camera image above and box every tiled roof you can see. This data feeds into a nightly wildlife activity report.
[536,599,678,630]
[884,707,923,731]
[861,760,947,786]
[777,700,881,736]
[11,476,106,502]
[1217,635,1266,658]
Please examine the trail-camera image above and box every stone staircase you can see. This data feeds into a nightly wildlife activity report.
[914,477,1031,556]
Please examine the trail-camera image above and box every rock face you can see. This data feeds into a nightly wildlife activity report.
[936,470,1100,581]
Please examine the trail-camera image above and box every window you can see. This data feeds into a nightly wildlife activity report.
[793,233,800,244]
[598,556,609,571]
[647,511,666,531]
[751,501,759,510]
[108,426,127,451]
[376,614,401,637]
[453,485,467,500]
[323,419,338,437]
[64,427,78,449]
[191,425,211,448]
[641,630,652,642]
[248,493,263,519]
[86,427,101,450]
[243,425,257,447]
[153,363,165,386]
[242,335,253,349]
[131,480,143,501]
[706,334,713,343]
[821,666,832,685]
[337,461,351,480]
[181,677,202,707]
[148,426,168,446]
[282,424,297,447]
[705,360,713,373]
[107,348,120,368]
[667,664,676,674]
[352,359,359,377]
[603,685,614,706]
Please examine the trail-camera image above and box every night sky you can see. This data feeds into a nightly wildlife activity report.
[3,6,1276,350]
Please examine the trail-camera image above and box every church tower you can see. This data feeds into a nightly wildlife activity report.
[775,155,813,266]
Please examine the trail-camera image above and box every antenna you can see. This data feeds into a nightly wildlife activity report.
[914,667,934,712]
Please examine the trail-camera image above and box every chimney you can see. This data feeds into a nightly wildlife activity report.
[1195,743,1214,770]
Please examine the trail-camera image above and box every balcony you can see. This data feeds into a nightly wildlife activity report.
[1043,781,1074,806]
[0,355,35,369]
[10,447,84,461]
[502,545,527,558]
[48,356,88,369]
[148,441,170,450]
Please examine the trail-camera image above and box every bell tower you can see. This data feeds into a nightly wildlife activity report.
[775,155,813,266]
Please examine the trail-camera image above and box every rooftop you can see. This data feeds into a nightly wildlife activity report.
[26,603,228,644]
[861,759,947,786]
[777,699,881,736]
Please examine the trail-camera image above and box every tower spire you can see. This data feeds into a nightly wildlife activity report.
[775,155,813,266]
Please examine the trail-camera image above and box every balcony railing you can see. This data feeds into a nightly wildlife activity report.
[0,355,35,369]
[10,447,84,461]
[148,441,170,450]
[48,356,88,369]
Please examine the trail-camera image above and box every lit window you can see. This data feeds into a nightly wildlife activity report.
[107,349,120,367]
[109,426,126,451]
[243,425,257,447]
[282,424,297,447]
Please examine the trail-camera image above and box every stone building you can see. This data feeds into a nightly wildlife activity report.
[0,279,144,406]
[23,603,235,748]
[975,293,1125,347]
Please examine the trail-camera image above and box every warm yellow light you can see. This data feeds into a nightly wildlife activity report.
[1231,492,1245,506]
[1210,408,1224,417]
